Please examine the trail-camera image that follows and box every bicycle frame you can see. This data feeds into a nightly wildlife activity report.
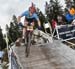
[25,25,33,57]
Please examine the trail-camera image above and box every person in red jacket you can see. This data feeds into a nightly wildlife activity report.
[52,19,57,29]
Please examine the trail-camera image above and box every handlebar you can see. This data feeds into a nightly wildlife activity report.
[18,22,42,30]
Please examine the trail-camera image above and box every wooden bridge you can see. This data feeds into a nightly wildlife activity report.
[13,40,75,69]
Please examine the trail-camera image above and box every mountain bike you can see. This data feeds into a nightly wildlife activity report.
[25,23,33,57]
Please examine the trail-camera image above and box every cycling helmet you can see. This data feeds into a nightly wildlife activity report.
[29,6,36,13]
[29,3,36,13]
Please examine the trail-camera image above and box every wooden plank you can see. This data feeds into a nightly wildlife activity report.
[14,40,75,69]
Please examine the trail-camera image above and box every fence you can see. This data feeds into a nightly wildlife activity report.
[52,24,75,46]
[8,45,22,69]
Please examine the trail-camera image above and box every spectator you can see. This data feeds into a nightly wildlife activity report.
[52,19,57,30]
[69,6,75,15]
[0,47,4,64]
[57,15,64,25]
[65,12,73,24]
[65,6,75,24]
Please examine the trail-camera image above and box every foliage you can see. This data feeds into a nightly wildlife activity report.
[5,15,21,45]
[36,8,46,31]
[45,0,63,22]
[0,26,6,50]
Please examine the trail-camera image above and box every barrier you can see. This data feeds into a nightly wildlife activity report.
[43,22,52,35]
[5,29,22,69]
[8,46,22,69]
[43,22,53,43]
[52,24,75,41]
[52,23,75,48]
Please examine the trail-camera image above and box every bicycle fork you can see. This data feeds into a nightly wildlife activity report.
[25,31,32,57]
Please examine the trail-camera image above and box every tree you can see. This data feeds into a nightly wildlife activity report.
[45,0,63,22]
[65,0,73,11]
[0,26,6,50]
[73,0,75,6]
[36,8,47,31]
[5,24,12,45]
[11,15,22,38]
[6,15,21,44]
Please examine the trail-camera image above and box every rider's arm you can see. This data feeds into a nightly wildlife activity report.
[34,13,41,27]
[17,11,28,23]
[37,19,41,27]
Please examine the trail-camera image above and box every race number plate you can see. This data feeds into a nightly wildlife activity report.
[27,26,33,31]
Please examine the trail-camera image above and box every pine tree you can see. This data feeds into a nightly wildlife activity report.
[12,15,22,38]
[73,0,75,6]
[65,0,73,10]
[0,26,6,50]
[0,26,3,50]
[36,8,46,31]
[8,15,21,42]
[45,0,63,22]
[5,24,12,45]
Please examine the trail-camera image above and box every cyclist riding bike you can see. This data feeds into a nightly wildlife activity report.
[17,5,41,40]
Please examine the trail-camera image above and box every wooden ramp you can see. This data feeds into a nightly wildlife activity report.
[14,40,75,69]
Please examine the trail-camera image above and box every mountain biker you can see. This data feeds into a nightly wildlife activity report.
[17,4,41,40]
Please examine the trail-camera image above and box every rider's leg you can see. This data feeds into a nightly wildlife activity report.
[22,20,28,39]
[31,22,34,39]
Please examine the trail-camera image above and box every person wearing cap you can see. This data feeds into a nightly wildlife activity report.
[17,4,41,39]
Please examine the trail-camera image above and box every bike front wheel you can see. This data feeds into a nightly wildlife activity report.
[25,32,32,57]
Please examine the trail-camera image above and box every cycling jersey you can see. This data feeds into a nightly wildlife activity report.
[65,13,73,23]
[21,10,39,21]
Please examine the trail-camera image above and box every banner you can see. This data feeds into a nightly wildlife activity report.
[58,25,75,39]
